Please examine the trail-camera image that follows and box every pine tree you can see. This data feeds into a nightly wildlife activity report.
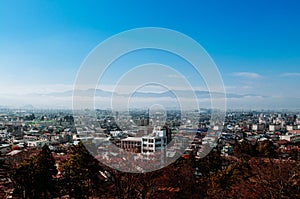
[34,145,57,197]
[14,145,57,198]
[62,142,102,198]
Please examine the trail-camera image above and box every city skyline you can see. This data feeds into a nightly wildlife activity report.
[0,0,299,110]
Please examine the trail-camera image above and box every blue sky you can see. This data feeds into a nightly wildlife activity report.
[0,0,299,109]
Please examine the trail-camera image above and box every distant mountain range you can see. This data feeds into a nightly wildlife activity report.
[2,89,299,110]
[29,88,267,99]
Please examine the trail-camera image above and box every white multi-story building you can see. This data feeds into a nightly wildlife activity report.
[120,137,142,152]
[141,130,167,154]
[280,134,300,143]
[269,124,281,132]
[286,125,294,131]
[252,123,265,131]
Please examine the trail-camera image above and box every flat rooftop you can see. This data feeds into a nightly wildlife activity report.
[121,137,142,142]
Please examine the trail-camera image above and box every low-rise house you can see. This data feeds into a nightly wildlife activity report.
[27,140,49,148]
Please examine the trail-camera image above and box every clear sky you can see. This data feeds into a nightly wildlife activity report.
[0,0,299,110]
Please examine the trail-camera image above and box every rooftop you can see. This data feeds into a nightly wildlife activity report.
[121,137,142,142]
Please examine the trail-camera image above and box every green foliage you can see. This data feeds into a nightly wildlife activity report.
[61,142,103,198]
[14,145,57,199]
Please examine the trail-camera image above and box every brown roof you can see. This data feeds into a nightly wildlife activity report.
[276,140,289,145]
[289,130,300,134]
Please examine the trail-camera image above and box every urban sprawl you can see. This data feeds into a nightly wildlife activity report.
[0,108,300,198]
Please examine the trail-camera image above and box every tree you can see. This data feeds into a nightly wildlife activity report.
[203,157,300,199]
[196,148,222,177]
[14,145,57,198]
[290,148,299,161]
[233,140,258,159]
[257,140,278,158]
[14,155,36,198]
[206,160,251,198]
[61,142,103,198]
[34,145,57,197]
[0,158,13,197]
